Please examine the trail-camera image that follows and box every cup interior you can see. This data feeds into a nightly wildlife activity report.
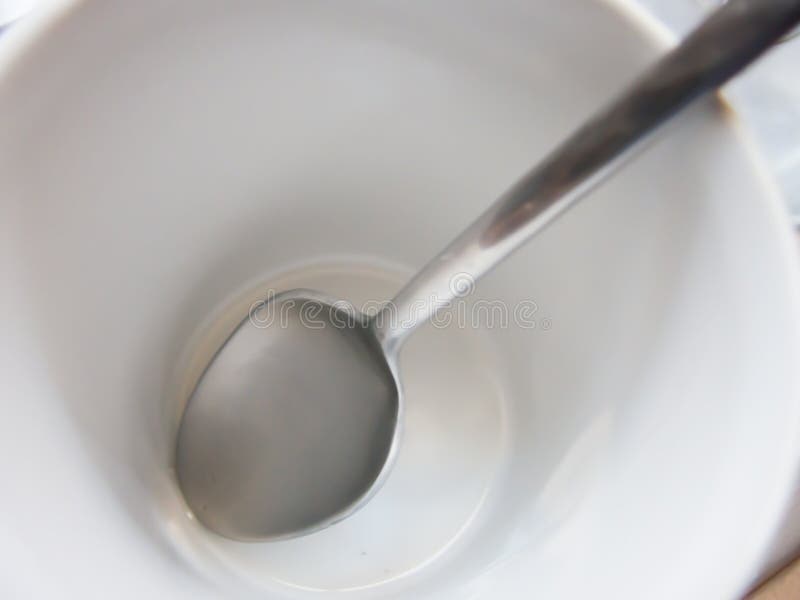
[1,1,799,598]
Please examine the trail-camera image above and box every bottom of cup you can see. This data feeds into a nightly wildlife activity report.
[161,259,510,592]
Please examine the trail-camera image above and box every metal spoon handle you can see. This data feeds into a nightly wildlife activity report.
[370,0,800,354]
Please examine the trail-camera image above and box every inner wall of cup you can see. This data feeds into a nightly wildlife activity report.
[2,1,799,598]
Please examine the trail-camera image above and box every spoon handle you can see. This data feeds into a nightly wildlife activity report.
[370,0,800,354]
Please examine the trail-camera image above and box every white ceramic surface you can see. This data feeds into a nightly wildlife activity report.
[2,1,800,598]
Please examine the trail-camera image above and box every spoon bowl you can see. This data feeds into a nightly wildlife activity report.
[176,289,401,541]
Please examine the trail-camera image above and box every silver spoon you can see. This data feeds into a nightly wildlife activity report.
[176,0,800,542]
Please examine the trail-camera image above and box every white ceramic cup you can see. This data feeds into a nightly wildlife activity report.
[2,1,800,599]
